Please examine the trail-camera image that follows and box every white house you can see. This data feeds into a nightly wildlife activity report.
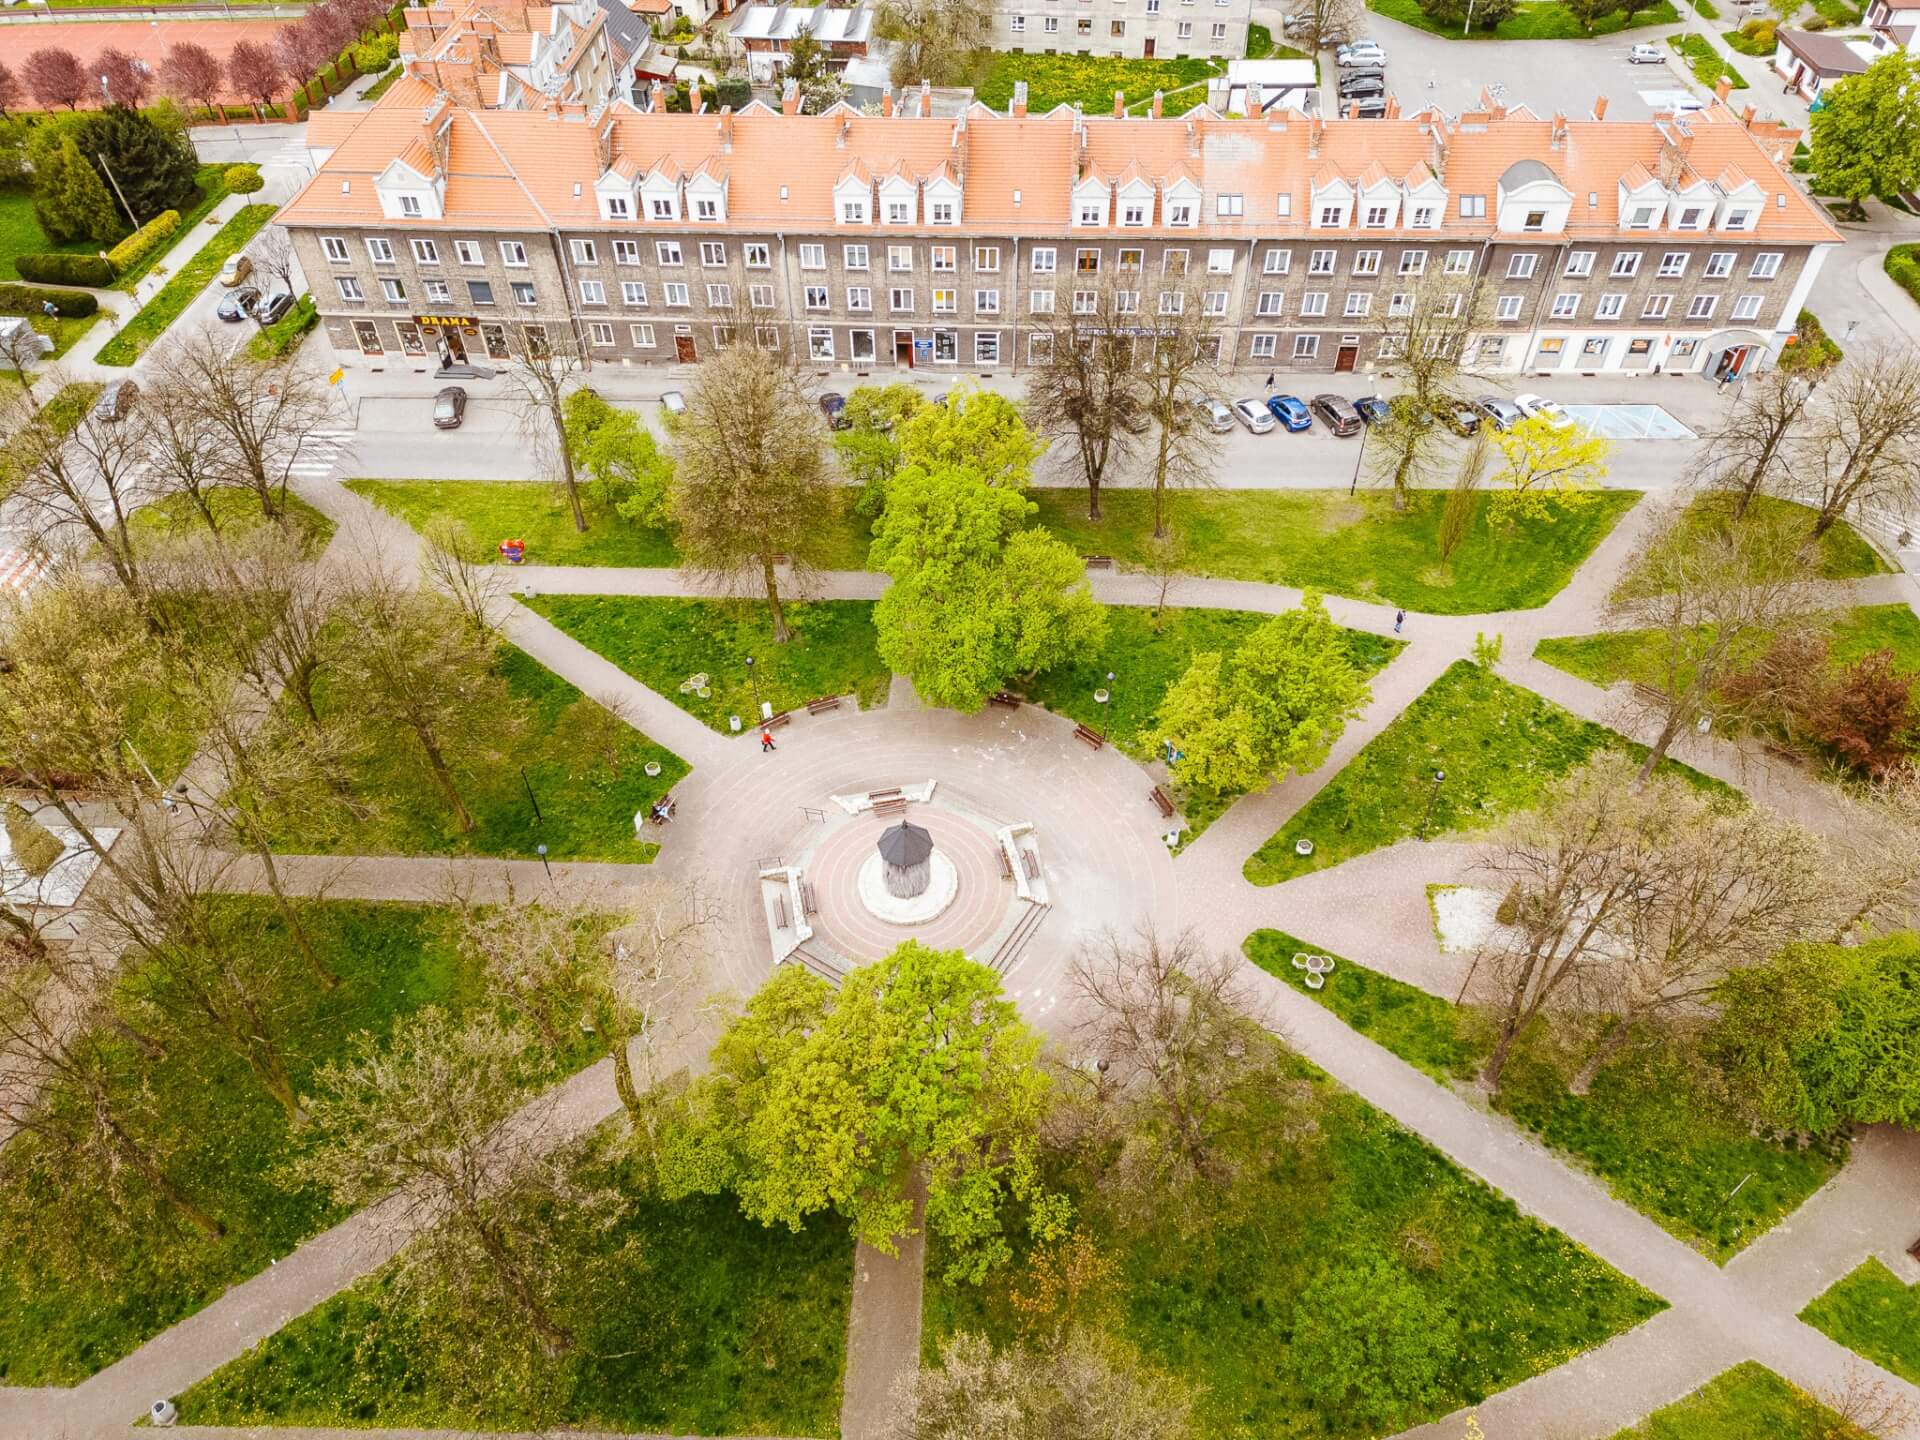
[1773,27,1873,100]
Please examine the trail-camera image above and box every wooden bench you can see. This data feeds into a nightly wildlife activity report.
[800,880,817,916]
[1022,849,1040,880]
[998,845,1013,879]
[773,894,789,929]
[1149,785,1175,819]
[1072,723,1105,750]
[763,710,792,731]
[874,796,909,817]
[988,690,1021,710]
[648,792,676,825]
[1082,554,1114,570]
[805,695,842,715]
[869,787,902,801]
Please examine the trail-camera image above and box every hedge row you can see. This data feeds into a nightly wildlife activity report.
[1887,245,1920,307]
[13,253,115,288]
[106,210,182,277]
[0,284,98,318]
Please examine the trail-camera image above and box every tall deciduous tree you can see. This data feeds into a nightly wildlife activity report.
[1138,279,1223,540]
[0,61,20,120]
[161,42,224,116]
[1807,345,1920,538]
[890,1330,1194,1440]
[163,329,333,522]
[1370,270,1488,508]
[23,49,87,111]
[874,0,994,84]
[894,385,1044,490]
[1709,366,1816,521]
[1808,51,1920,218]
[562,389,674,527]
[500,322,589,531]
[1288,1253,1458,1432]
[96,49,153,108]
[1486,415,1611,525]
[668,342,839,642]
[1022,278,1151,521]
[227,40,287,118]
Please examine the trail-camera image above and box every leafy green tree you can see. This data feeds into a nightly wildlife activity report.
[91,106,201,222]
[1487,416,1611,526]
[1559,0,1619,32]
[662,942,1059,1282]
[1289,1253,1457,1432]
[1146,652,1261,793]
[896,385,1044,490]
[34,136,122,245]
[836,382,923,516]
[1809,51,1920,217]
[563,389,673,527]
[1415,0,1517,31]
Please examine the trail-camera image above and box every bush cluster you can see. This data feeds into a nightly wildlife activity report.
[224,164,265,196]
[13,253,115,288]
[1888,244,1920,305]
[0,284,99,319]
[104,210,182,276]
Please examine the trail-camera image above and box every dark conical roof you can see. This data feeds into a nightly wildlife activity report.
[876,820,933,866]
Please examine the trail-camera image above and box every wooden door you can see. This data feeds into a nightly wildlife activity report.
[1334,345,1358,373]
[675,334,697,363]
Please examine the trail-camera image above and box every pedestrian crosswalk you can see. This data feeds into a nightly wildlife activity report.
[287,430,356,482]
[0,548,50,597]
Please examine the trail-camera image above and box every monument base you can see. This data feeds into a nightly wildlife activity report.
[855,851,959,926]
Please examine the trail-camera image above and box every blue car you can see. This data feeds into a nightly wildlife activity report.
[1266,394,1313,432]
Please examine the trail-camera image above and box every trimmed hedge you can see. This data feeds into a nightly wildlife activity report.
[105,209,182,276]
[1887,244,1920,307]
[0,284,98,318]
[14,252,114,287]
[1780,307,1845,372]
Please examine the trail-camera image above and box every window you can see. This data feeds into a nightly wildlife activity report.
[886,201,911,224]
[935,330,957,363]
[425,279,451,303]
[852,331,876,362]
[1115,291,1140,314]
[1030,289,1055,314]
[745,243,771,268]
[1353,250,1381,277]
[847,286,871,311]
[1610,251,1641,278]
[622,281,648,306]
[352,320,381,354]
[1163,250,1188,275]
[1565,250,1595,277]
[1309,249,1335,275]
[1251,333,1277,358]
[322,236,350,263]
[1750,252,1783,279]
[1343,292,1371,317]
[1506,253,1537,279]
[411,238,440,265]
[1207,248,1234,274]
[570,239,598,264]
[804,285,829,310]
[650,197,674,220]
[930,201,956,225]
[455,240,483,265]
[1676,206,1706,229]
[1687,294,1717,320]
[695,198,719,222]
[1658,252,1688,278]
[1364,205,1390,228]
[1411,205,1436,228]
[1078,15,1092,33]
[756,326,781,350]
[1459,195,1486,218]
[482,324,509,358]
[1111,18,1126,34]
[614,240,641,265]
[658,241,685,266]
[1300,291,1329,317]
[1168,201,1195,226]
[1444,250,1474,275]
[1388,291,1412,317]
[1723,208,1755,231]
[663,282,690,307]
[1176,19,1192,36]
[933,246,957,272]
[1317,205,1343,227]
[511,281,536,306]
[750,284,774,309]
[975,289,1000,314]
[579,279,606,305]
[799,244,825,269]
[606,196,629,220]
[1277,193,1292,217]
[890,288,914,311]
[1203,290,1228,315]
[700,241,727,267]
[1211,20,1227,36]
[1379,335,1407,358]
[336,277,364,302]
[1642,294,1672,319]
[1011,12,1025,27]
[397,322,424,356]
[810,328,835,361]
[1217,193,1244,218]
[1398,250,1428,276]
[1256,291,1283,316]
[1732,293,1763,320]
[1264,248,1290,275]
[366,238,395,264]
[844,244,869,271]
[1595,292,1625,319]
[588,321,614,347]
[1704,252,1735,279]
[1044,14,1058,29]
[974,245,1000,272]
[706,283,732,308]
[1072,290,1097,314]
[840,198,868,224]
[468,279,494,306]
[1495,294,1523,321]
[1293,334,1319,359]
[378,277,404,303]
[891,246,914,272]
[1032,247,1057,274]
[1076,249,1100,274]
[1522,209,1547,232]
[933,288,957,313]
[500,241,528,267]
[976,332,1001,364]
[1122,201,1148,227]
[1550,292,1578,319]
[1627,205,1657,229]
[1077,201,1104,226]
[631,323,655,346]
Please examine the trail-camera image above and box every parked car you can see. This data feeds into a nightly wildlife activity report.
[432,386,468,429]
[1311,394,1361,436]
[1627,43,1663,63]
[93,379,139,422]
[1338,65,1384,86]
[216,286,260,323]
[1266,394,1313,432]
[1353,395,1392,427]
[1197,396,1236,433]
[818,391,849,429]
[255,290,294,325]
[218,253,253,288]
[660,390,686,416]
[1474,396,1525,432]
[1231,398,1277,434]
[1514,393,1567,421]
[1337,42,1386,65]
[1339,76,1387,100]
[1438,404,1479,436]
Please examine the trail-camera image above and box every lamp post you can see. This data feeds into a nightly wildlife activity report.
[1349,415,1370,497]
[745,654,762,722]
[1094,671,1115,740]
[536,843,553,883]
[520,765,543,826]
[1417,768,1447,841]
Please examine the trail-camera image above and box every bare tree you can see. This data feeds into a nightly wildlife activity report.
[1137,277,1224,540]
[874,0,994,84]
[1022,278,1150,521]
[1707,366,1817,522]
[1287,0,1360,53]
[0,315,49,386]
[420,514,507,638]
[1806,345,1920,538]
[891,1330,1194,1440]
[451,878,616,1052]
[141,369,232,539]
[1827,766,1920,937]
[1370,270,1490,509]
[163,329,332,523]
[498,322,590,532]
[597,880,717,1145]
[1821,1363,1920,1440]
[668,341,838,642]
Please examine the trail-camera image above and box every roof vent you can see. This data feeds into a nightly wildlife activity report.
[573,182,582,197]
[341,180,350,193]
[1012,188,1021,205]
[1588,190,1598,207]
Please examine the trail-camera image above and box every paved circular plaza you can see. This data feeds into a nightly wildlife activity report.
[815,808,1003,958]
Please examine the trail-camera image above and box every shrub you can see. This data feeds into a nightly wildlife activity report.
[13,252,114,287]
[224,163,264,195]
[1803,12,1829,25]
[1813,648,1918,776]
[0,283,97,318]
[104,208,181,275]
[1779,307,1844,372]
[352,32,399,70]
[1888,244,1920,304]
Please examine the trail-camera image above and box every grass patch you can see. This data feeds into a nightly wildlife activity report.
[1692,0,1720,18]
[0,187,98,282]
[1247,21,1273,53]
[1021,605,1402,845]
[1808,0,1864,22]
[1538,603,1920,691]
[360,63,405,101]
[923,1049,1663,1436]
[129,485,337,554]
[973,52,1222,115]
[248,292,319,359]
[1799,1259,1920,1386]
[0,380,99,495]
[1245,661,1733,886]
[1367,0,1679,37]
[1031,488,1639,614]
[264,643,684,861]
[1246,931,1845,1260]
[1722,25,1776,53]
[1667,33,1750,87]
[345,478,874,570]
[174,1181,853,1435]
[1609,1362,1867,1437]
[0,899,577,1387]
[1664,495,1885,579]
[96,203,276,366]
[525,595,890,733]
[112,167,233,293]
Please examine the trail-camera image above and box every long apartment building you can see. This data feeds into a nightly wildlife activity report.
[992,0,1252,61]
[282,75,1838,381]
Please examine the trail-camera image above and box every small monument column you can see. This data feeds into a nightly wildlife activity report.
[878,821,934,899]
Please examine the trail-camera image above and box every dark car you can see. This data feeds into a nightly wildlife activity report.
[255,291,294,325]
[1353,395,1392,427]
[1340,78,1386,101]
[1338,66,1384,88]
[818,391,849,430]
[216,286,260,323]
[93,379,139,423]
[1442,404,1480,436]
[1266,394,1313,432]
[432,385,467,429]
[1351,98,1390,118]
[1310,394,1360,436]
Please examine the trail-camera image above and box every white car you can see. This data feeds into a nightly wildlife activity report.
[1627,42,1663,63]
[1232,398,1277,434]
[1337,43,1386,66]
[1515,393,1567,421]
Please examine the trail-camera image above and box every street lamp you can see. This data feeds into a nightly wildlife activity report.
[1417,769,1447,841]
[1349,415,1370,498]
[1094,670,1115,740]
[536,843,553,883]
[745,655,762,721]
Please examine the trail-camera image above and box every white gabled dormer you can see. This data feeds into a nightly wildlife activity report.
[1071,169,1111,228]
[1402,163,1447,228]
[834,160,874,225]
[641,160,682,222]
[1113,164,1155,227]
[1309,167,1353,229]
[1617,163,1668,231]
[685,159,729,222]
[877,165,918,225]
[374,154,444,220]
[1712,165,1765,233]
[1161,165,1201,227]
[924,164,963,226]
[1495,158,1570,235]
[1355,162,1402,230]
[594,153,642,221]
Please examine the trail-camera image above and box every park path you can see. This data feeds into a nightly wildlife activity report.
[839,1180,929,1440]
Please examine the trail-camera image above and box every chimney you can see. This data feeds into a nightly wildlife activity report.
[649,77,665,112]
[1714,75,1732,103]
[690,81,704,114]
[1592,94,1608,121]
[1550,110,1568,149]
[1012,79,1027,117]
[782,77,800,115]
[1151,89,1163,119]
[1308,115,1324,158]
[920,78,932,116]
[1348,101,1359,119]
[1113,89,1125,118]
[719,105,733,151]
[1741,102,1755,126]
[883,87,895,116]
[1385,94,1400,120]
[1247,80,1262,115]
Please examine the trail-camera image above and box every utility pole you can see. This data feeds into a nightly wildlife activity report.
[94,151,141,231]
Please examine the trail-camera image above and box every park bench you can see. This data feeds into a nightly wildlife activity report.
[1149,785,1175,819]
[773,894,789,929]
[1082,554,1114,570]
[1072,724,1105,750]
[763,710,792,731]
[998,845,1013,879]
[1022,849,1040,881]
[806,695,842,715]
[649,793,676,825]
[874,797,909,817]
[988,691,1021,710]
[801,880,817,916]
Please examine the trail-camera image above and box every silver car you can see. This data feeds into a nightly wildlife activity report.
[1474,396,1525,432]
[1231,398,1277,434]
[1196,397,1235,433]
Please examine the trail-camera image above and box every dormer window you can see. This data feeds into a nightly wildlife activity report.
[1364,205,1390,228]
[1627,205,1656,228]
[607,195,630,219]
[887,201,911,223]
[1411,206,1436,227]
[1522,209,1546,231]
[1318,204,1343,226]
[399,195,422,217]
[695,198,718,221]
[651,197,675,219]
[1676,205,1705,228]
[1723,207,1755,231]
[1123,203,1147,225]
[1168,201,1194,226]
[842,199,868,223]
[931,201,956,224]
[1078,202,1104,226]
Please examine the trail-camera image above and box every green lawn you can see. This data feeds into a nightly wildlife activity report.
[1244,661,1732,887]
[346,478,875,570]
[0,380,98,495]
[1668,33,1751,87]
[112,167,234,293]
[923,1049,1663,1437]
[1722,25,1777,54]
[523,596,891,733]
[1367,0,1679,37]
[1609,1362,1866,1438]
[1673,495,1886,579]
[1807,0,1864,22]
[263,644,685,861]
[1029,488,1640,614]
[1800,1259,1920,1386]
[130,485,337,554]
[1539,603,1920,692]
[174,1180,853,1436]
[973,52,1223,115]
[96,203,277,366]
[0,187,97,282]
[0,899,581,1387]
[1246,932,1845,1261]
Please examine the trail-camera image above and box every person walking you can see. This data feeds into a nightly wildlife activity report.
[1393,608,1405,634]
[1265,371,1276,390]
[761,726,777,753]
